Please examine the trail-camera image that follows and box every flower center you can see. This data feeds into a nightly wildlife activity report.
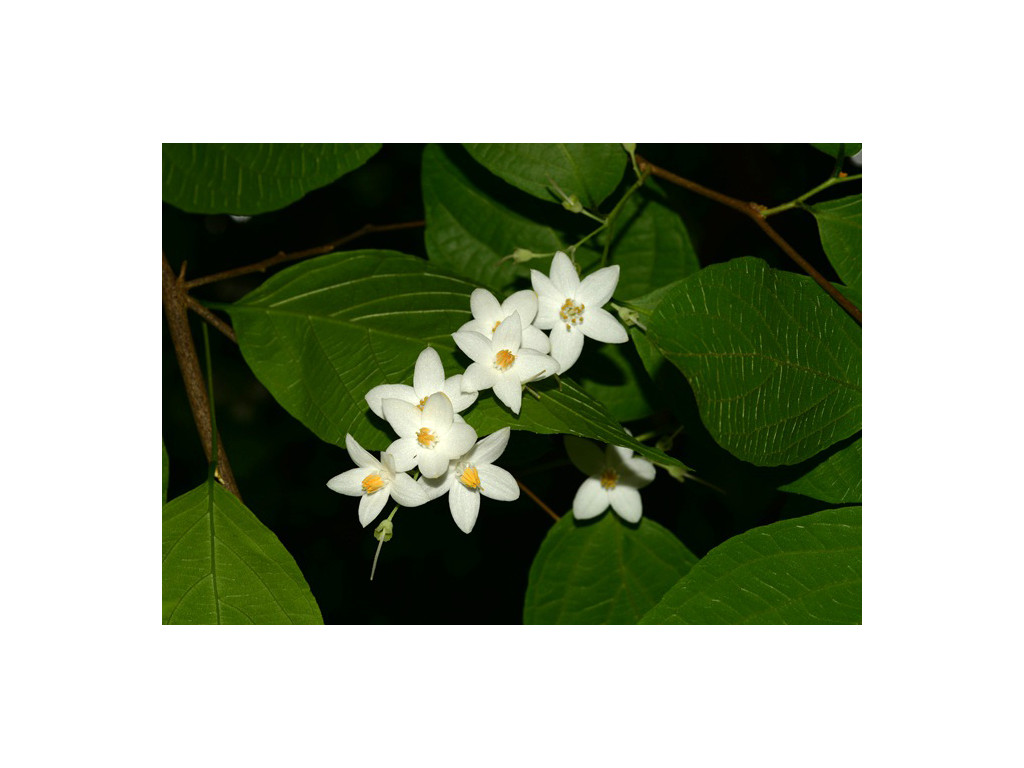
[417,427,438,448]
[494,349,516,371]
[559,298,585,331]
[599,467,619,490]
[417,396,428,410]
[458,465,482,490]
[361,473,386,494]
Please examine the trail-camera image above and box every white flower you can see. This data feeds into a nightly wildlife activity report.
[452,311,558,415]
[418,427,520,533]
[327,434,429,527]
[365,346,477,419]
[456,288,551,354]
[565,436,655,524]
[381,391,478,479]
[530,250,628,373]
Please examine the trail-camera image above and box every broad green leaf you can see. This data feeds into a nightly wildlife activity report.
[607,188,700,300]
[422,144,599,294]
[225,249,477,451]
[810,143,862,160]
[647,257,862,466]
[524,513,698,624]
[810,194,862,291]
[780,438,862,503]
[463,143,627,209]
[162,143,381,214]
[162,440,169,505]
[463,377,687,470]
[640,506,861,624]
[163,481,323,624]
[576,342,657,423]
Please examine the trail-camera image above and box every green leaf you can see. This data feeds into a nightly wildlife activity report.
[524,513,698,624]
[162,143,381,214]
[163,481,323,624]
[607,188,700,300]
[809,194,862,291]
[576,342,657,423]
[463,143,627,209]
[225,249,477,451]
[463,377,687,470]
[640,506,861,624]
[162,440,169,505]
[780,438,862,503]
[810,143,862,160]
[647,257,861,466]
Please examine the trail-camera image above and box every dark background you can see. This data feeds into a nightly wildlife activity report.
[162,143,861,624]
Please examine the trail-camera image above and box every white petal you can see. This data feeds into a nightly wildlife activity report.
[470,288,503,327]
[492,375,523,414]
[618,453,656,487]
[345,433,381,470]
[443,421,479,460]
[549,325,586,373]
[530,271,561,329]
[449,483,482,533]
[513,349,557,383]
[521,325,551,354]
[549,251,580,296]
[326,467,367,497]
[581,306,628,344]
[457,318,493,339]
[444,375,478,412]
[385,437,419,472]
[565,436,604,476]
[421,391,454,431]
[419,449,450,479]
[389,472,429,507]
[382,398,422,438]
[469,427,511,465]
[576,264,620,308]
[419,472,453,501]
[379,451,398,479]
[572,477,609,520]
[452,330,493,364]
[364,384,417,419]
[492,310,522,354]
[608,485,643,523]
[461,362,495,393]
[413,347,446,399]
[477,464,520,502]
[358,487,391,527]
[502,290,539,325]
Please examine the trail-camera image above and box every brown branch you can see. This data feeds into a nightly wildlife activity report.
[635,156,862,325]
[186,296,237,344]
[163,252,242,499]
[517,479,561,523]
[185,219,426,289]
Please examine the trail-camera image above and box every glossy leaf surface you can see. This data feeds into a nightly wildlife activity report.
[810,194,862,291]
[780,438,862,503]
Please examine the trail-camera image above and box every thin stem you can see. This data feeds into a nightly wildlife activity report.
[759,174,862,217]
[185,220,425,289]
[635,156,862,326]
[187,296,237,343]
[517,478,560,523]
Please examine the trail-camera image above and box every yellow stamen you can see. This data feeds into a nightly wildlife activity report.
[417,396,428,410]
[600,468,619,490]
[459,465,482,490]
[494,349,516,371]
[491,320,502,334]
[362,473,386,494]
[559,298,585,332]
[417,427,438,448]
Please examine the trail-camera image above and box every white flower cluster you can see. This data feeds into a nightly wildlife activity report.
[328,250,639,533]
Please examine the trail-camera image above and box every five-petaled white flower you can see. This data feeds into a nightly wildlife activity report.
[456,288,551,354]
[382,391,478,479]
[452,311,558,415]
[565,436,655,524]
[365,346,477,419]
[418,427,520,534]
[327,434,428,527]
[531,251,628,373]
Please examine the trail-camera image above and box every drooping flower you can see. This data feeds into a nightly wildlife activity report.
[418,427,520,533]
[530,251,628,373]
[565,436,655,524]
[327,434,428,527]
[456,288,551,354]
[381,391,478,479]
[452,311,558,415]
[365,346,477,419]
